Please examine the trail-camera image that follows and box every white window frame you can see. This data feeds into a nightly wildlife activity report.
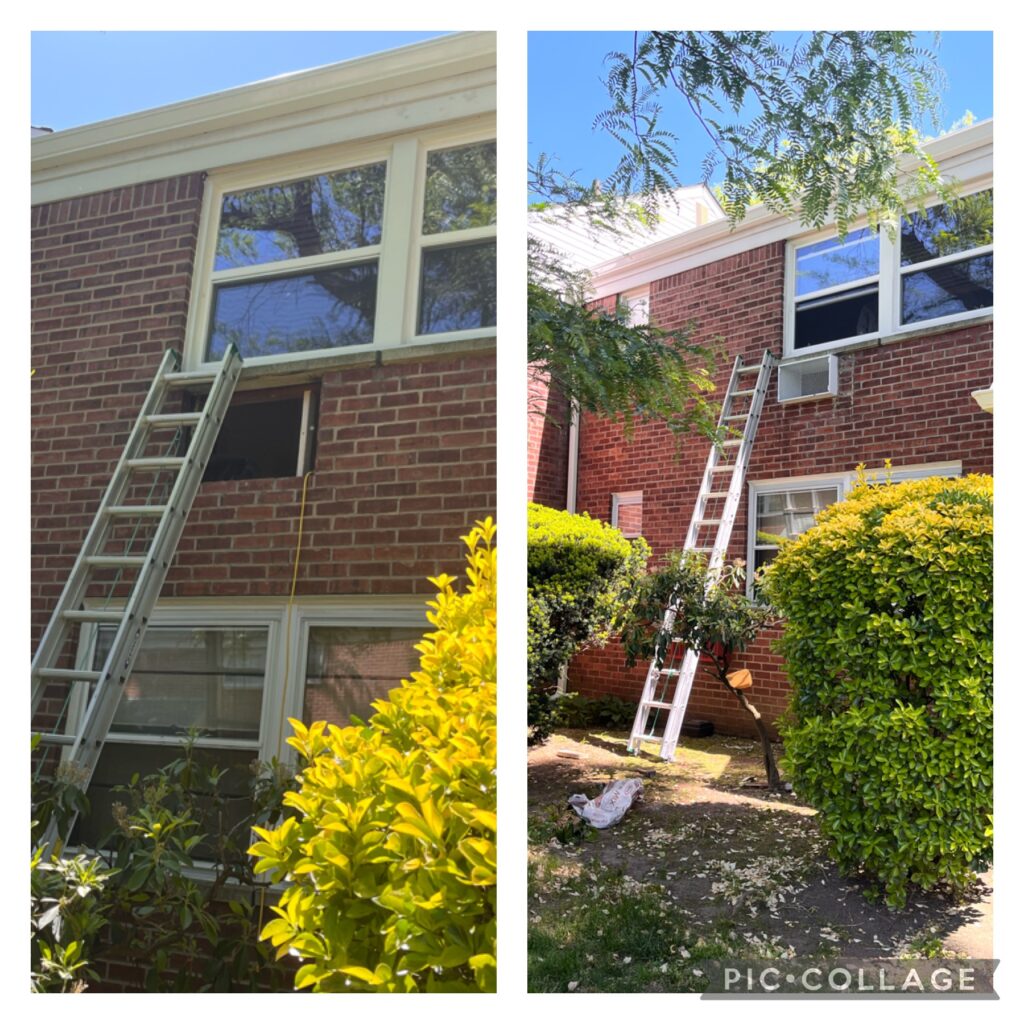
[617,285,650,327]
[72,599,427,769]
[784,182,993,357]
[746,462,962,595]
[611,490,644,538]
[183,118,496,370]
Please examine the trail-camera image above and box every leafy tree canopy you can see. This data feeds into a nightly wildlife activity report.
[597,31,948,234]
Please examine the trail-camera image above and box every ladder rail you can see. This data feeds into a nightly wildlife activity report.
[30,348,183,714]
[32,345,242,852]
[66,347,242,773]
[628,349,776,759]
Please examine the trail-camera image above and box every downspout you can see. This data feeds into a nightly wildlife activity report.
[556,404,581,696]
[565,403,580,513]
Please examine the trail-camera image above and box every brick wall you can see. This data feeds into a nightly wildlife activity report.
[31,175,498,647]
[569,240,994,737]
[527,367,569,507]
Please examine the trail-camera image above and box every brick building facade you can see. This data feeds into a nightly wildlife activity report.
[529,120,993,738]
[31,36,497,989]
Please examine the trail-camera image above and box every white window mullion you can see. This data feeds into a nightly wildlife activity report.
[375,137,420,347]
[878,226,898,336]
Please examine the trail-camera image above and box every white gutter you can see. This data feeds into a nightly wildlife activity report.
[32,32,496,204]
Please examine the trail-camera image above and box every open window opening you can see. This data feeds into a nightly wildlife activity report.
[198,384,318,482]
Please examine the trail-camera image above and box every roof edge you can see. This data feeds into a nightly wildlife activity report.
[588,118,993,295]
[32,32,496,201]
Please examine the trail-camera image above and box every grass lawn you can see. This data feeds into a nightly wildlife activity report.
[527,729,992,993]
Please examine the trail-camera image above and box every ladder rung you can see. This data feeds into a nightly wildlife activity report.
[33,732,77,747]
[722,439,742,447]
[105,505,169,517]
[126,457,186,470]
[710,465,736,473]
[732,388,756,397]
[735,364,761,374]
[660,668,680,676]
[162,370,217,386]
[644,700,675,710]
[84,555,147,569]
[634,734,661,743]
[62,610,124,623]
[34,668,102,682]
[144,412,202,427]
[696,519,722,527]
[724,413,748,422]
[706,491,729,499]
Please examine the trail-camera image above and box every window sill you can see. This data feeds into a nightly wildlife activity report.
[786,310,993,361]
[195,334,496,390]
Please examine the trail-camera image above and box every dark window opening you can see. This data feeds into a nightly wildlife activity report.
[794,284,878,349]
[198,386,318,482]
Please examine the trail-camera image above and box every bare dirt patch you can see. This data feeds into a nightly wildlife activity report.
[529,729,992,969]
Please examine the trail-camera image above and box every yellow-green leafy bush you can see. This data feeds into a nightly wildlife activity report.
[762,475,992,905]
[249,519,496,992]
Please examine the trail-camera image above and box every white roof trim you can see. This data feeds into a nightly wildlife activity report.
[32,32,496,205]
[588,119,994,298]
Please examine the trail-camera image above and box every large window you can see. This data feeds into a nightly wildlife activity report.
[69,602,426,845]
[417,141,497,334]
[188,128,497,367]
[787,188,993,354]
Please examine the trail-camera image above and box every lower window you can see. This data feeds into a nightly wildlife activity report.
[69,603,427,848]
[75,624,268,848]
[747,463,962,593]
[750,485,841,575]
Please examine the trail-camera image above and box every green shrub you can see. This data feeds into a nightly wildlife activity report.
[30,732,298,992]
[249,519,497,992]
[31,847,113,992]
[527,502,649,743]
[552,693,638,730]
[762,474,993,905]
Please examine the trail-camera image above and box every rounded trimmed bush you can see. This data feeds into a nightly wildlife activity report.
[527,502,649,742]
[762,474,992,905]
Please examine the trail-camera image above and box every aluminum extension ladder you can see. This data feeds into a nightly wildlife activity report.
[31,345,242,848]
[628,349,776,760]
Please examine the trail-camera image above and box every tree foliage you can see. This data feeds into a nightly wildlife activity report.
[619,553,781,786]
[598,31,948,234]
[527,270,719,440]
[761,475,993,905]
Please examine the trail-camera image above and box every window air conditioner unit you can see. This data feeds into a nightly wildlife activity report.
[777,353,839,403]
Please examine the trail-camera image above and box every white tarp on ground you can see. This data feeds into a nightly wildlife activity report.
[568,778,644,829]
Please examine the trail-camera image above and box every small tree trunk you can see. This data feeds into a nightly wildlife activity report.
[705,655,782,790]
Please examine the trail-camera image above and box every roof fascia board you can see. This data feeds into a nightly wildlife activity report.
[32,32,495,204]
[591,119,993,297]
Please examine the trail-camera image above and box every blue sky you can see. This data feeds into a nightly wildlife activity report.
[528,31,993,196]
[31,31,451,131]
